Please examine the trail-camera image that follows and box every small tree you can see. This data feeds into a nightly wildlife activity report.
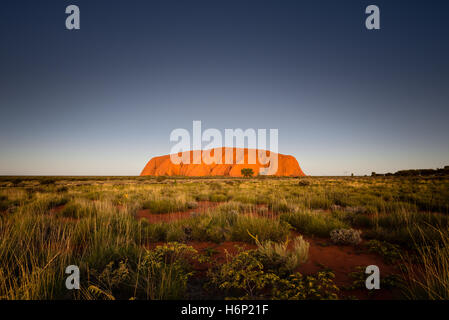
[241,168,254,178]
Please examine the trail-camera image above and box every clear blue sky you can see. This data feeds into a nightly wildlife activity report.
[1,0,448,175]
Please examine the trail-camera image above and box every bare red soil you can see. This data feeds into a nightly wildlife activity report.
[148,236,400,299]
[298,236,400,299]
[138,201,401,299]
[189,237,400,299]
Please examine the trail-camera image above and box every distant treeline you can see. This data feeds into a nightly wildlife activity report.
[372,166,449,177]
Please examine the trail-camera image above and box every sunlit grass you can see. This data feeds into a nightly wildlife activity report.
[0,175,448,299]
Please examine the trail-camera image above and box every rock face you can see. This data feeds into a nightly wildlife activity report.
[140,148,305,177]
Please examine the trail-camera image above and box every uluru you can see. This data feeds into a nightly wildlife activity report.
[140,147,305,177]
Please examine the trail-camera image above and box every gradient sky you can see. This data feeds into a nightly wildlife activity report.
[1,0,448,176]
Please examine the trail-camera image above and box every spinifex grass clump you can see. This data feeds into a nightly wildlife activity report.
[57,199,97,219]
[23,193,70,215]
[401,227,449,300]
[215,201,254,214]
[142,198,189,213]
[281,210,348,238]
[84,242,201,300]
[0,213,74,299]
[230,215,291,243]
[251,233,309,276]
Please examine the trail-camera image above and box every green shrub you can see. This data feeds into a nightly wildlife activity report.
[208,249,338,300]
[346,266,402,292]
[272,271,339,300]
[208,249,279,299]
[364,240,401,264]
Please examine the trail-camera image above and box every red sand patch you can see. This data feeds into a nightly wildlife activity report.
[147,235,401,299]
[136,201,219,223]
[297,236,400,299]
[139,204,402,299]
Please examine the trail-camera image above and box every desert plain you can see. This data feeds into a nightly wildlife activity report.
[1,171,449,300]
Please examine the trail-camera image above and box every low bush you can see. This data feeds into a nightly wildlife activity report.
[330,229,362,245]
[208,249,338,300]
[208,249,278,299]
[347,266,402,291]
[272,271,339,300]
[241,168,254,178]
[364,240,401,264]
